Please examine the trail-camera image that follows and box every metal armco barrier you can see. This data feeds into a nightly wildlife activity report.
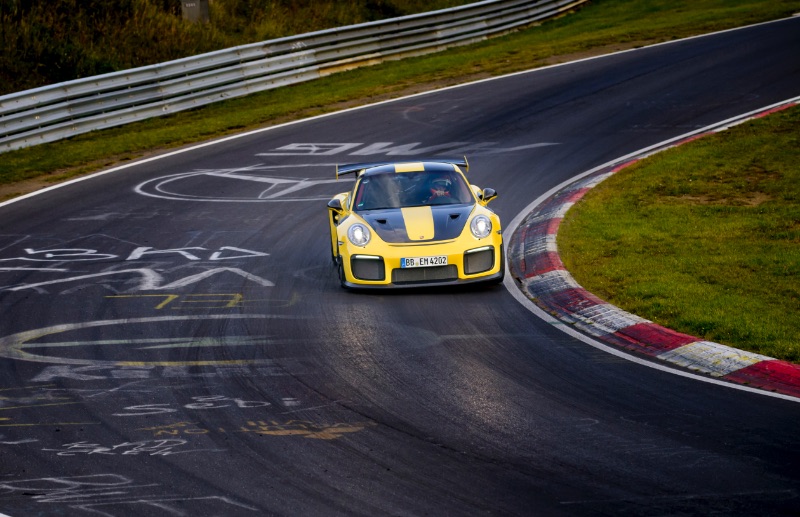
[0,0,587,153]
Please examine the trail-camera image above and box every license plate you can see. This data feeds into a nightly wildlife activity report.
[401,255,448,268]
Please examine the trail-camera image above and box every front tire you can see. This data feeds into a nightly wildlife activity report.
[336,257,347,288]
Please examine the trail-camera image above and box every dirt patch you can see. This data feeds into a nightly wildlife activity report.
[674,192,774,206]
[0,177,60,202]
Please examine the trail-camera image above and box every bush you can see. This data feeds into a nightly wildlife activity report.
[0,0,468,95]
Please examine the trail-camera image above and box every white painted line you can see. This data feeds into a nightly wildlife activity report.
[1,17,798,210]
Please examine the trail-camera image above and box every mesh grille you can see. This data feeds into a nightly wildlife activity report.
[392,265,458,284]
[464,249,494,275]
[351,257,385,281]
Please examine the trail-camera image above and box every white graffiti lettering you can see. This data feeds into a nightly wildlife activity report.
[156,267,274,289]
[0,246,268,264]
[256,141,559,156]
[0,474,148,501]
[0,474,259,514]
[258,142,362,155]
[0,248,117,262]
[42,439,223,456]
[126,247,206,261]
[208,246,270,260]
[3,267,274,293]
[30,363,290,382]
[114,395,270,417]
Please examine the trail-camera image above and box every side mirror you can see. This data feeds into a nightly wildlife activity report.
[327,198,344,212]
[481,188,497,204]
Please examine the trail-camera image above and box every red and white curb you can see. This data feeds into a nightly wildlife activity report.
[506,98,800,400]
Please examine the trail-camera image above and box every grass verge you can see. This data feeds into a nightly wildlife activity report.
[2,0,800,199]
[559,106,800,362]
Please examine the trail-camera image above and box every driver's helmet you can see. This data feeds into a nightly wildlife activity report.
[430,174,451,189]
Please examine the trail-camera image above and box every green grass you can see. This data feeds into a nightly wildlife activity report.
[559,107,800,362]
[2,0,799,197]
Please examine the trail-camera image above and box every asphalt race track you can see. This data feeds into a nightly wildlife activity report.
[0,17,799,517]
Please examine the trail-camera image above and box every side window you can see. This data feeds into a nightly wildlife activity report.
[452,174,474,203]
[354,178,367,210]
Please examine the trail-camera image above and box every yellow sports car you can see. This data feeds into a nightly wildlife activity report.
[327,158,503,288]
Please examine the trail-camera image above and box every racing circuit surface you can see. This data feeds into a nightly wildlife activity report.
[1,17,799,516]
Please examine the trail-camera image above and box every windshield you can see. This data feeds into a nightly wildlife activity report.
[353,170,474,211]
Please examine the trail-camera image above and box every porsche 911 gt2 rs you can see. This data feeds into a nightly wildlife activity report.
[327,158,503,288]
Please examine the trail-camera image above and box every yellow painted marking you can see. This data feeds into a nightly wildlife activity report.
[0,401,79,411]
[0,385,56,391]
[137,421,198,431]
[238,419,376,440]
[108,294,248,309]
[394,162,425,173]
[139,337,267,350]
[133,420,376,440]
[18,338,191,348]
[401,206,435,241]
[107,294,180,309]
[21,336,271,350]
[174,294,244,309]
[267,291,302,309]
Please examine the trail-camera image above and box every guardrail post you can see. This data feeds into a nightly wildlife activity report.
[182,0,209,23]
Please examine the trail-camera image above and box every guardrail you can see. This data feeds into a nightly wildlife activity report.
[0,0,587,153]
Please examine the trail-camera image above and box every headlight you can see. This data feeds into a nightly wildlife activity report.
[347,223,371,247]
[470,215,492,239]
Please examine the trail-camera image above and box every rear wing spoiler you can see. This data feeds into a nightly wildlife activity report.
[335,157,469,179]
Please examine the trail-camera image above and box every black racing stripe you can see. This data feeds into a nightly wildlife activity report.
[431,204,471,240]
[361,209,409,243]
[361,205,471,243]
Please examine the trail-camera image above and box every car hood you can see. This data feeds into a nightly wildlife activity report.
[359,204,474,243]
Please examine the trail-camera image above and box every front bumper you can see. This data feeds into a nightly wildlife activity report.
[339,238,504,289]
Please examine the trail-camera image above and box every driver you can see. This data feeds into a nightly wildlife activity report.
[424,173,452,203]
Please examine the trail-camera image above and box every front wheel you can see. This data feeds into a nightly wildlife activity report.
[336,257,347,289]
[487,244,505,285]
